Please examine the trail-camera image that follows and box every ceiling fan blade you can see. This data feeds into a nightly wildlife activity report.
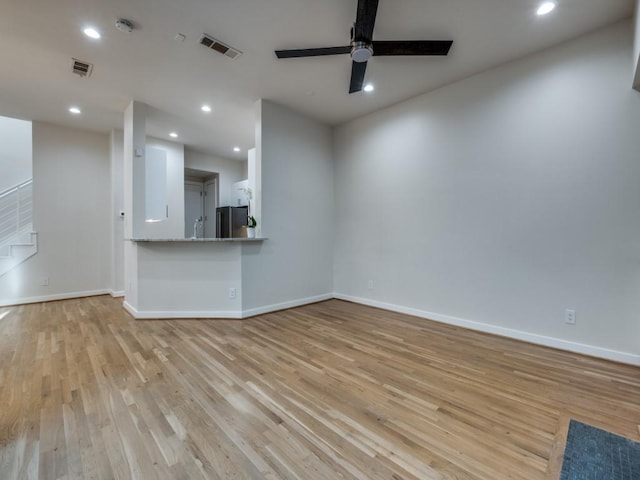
[354,0,379,42]
[275,46,351,59]
[349,60,368,94]
[372,40,453,56]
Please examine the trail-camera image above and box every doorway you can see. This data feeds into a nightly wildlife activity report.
[185,182,203,238]
[184,169,218,238]
[203,179,217,238]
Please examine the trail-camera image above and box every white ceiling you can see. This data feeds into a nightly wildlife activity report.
[0,0,634,159]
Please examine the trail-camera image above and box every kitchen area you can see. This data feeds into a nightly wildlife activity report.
[123,100,265,319]
[185,173,254,240]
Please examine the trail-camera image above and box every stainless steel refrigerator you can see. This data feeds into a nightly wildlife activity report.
[216,206,248,238]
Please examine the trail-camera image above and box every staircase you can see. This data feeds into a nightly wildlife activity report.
[0,179,37,276]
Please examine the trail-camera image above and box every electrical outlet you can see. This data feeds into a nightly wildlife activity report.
[228,288,236,299]
[40,277,49,287]
[368,280,374,290]
[565,309,576,325]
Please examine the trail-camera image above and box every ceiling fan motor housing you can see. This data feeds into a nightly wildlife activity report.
[351,41,373,63]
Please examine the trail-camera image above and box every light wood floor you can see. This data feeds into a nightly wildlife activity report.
[1,297,639,479]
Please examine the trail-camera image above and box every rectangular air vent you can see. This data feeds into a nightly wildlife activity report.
[199,34,242,60]
[72,58,93,77]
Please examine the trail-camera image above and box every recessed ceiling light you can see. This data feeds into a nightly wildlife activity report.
[363,84,374,93]
[536,2,556,15]
[83,27,101,39]
[201,104,212,113]
[233,147,241,152]
[68,106,81,115]
[169,132,178,138]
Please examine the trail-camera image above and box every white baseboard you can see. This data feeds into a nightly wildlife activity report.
[334,293,640,366]
[122,293,333,320]
[123,301,243,319]
[109,290,125,298]
[241,293,334,318]
[0,289,111,308]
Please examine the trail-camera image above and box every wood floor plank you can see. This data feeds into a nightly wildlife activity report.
[1,296,640,479]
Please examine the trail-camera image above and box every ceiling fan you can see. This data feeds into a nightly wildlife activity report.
[275,0,453,94]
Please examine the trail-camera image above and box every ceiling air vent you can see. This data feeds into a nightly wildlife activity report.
[72,58,94,77]
[199,34,242,60]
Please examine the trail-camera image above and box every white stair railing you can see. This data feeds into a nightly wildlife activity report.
[0,179,33,246]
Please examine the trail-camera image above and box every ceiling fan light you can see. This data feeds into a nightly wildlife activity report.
[351,42,373,63]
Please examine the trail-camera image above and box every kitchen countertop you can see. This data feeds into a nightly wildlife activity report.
[128,237,266,242]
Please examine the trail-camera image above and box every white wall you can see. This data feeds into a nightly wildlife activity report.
[634,0,640,87]
[123,100,186,313]
[0,122,110,304]
[636,0,640,56]
[334,21,640,360]
[123,101,145,305]
[241,100,334,313]
[109,130,125,294]
[241,159,249,179]
[132,243,242,316]
[0,115,32,192]
[184,148,245,207]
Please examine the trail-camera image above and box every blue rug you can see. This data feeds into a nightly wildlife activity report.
[561,420,640,479]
